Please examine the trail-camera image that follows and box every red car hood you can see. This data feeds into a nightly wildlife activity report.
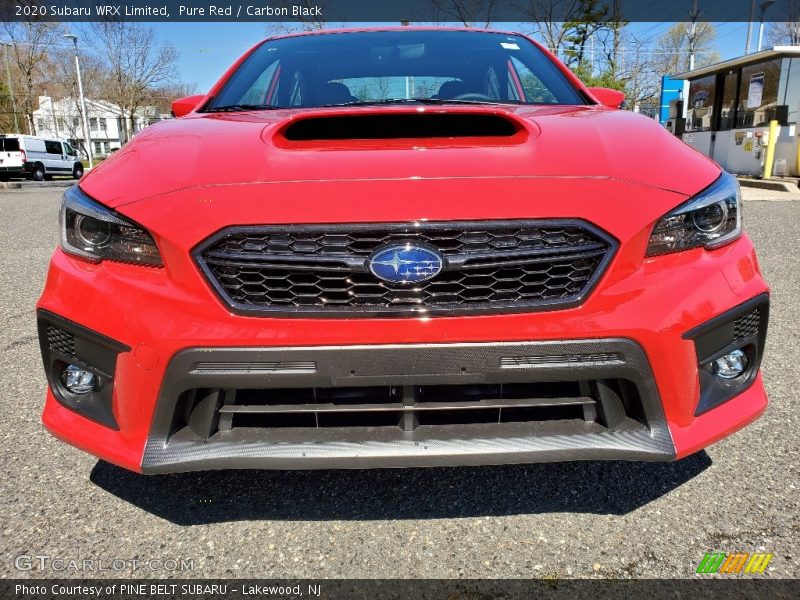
[81,104,720,210]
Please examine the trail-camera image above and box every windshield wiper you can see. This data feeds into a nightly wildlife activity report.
[416,98,519,106]
[204,104,280,113]
[316,98,519,108]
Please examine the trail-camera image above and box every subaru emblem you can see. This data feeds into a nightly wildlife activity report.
[368,244,444,284]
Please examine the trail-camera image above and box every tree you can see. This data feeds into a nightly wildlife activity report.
[45,45,108,154]
[45,46,107,101]
[767,1,800,45]
[653,22,720,76]
[518,0,583,54]
[149,81,199,115]
[0,19,64,134]
[592,0,626,80]
[768,21,800,45]
[428,0,496,28]
[618,37,661,113]
[0,80,15,133]
[266,1,330,35]
[561,0,609,68]
[38,47,102,158]
[86,21,179,142]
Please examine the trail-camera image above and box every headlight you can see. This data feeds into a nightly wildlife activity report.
[646,171,741,256]
[60,186,163,266]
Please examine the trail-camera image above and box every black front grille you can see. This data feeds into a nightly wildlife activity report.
[210,223,601,257]
[196,220,615,316]
[46,325,75,357]
[734,309,760,341]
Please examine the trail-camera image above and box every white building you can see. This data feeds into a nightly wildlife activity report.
[673,46,800,176]
[33,96,169,159]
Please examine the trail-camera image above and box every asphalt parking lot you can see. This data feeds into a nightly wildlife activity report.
[0,186,798,579]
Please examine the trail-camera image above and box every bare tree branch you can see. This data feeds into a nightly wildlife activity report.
[85,20,178,142]
[429,0,496,28]
[1,14,64,134]
[768,0,800,45]
[517,0,582,53]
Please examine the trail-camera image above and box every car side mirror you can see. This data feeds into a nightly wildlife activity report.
[587,87,626,109]
[171,94,205,118]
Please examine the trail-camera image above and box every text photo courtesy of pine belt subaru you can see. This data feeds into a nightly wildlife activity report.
[36,28,769,474]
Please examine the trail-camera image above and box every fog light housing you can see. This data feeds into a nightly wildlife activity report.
[684,294,769,416]
[713,349,748,380]
[60,364,95,394]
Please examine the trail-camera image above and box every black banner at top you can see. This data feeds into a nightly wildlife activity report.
[2,0,800,23]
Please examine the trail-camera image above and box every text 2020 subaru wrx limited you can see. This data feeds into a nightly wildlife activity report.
[37,28,769,473]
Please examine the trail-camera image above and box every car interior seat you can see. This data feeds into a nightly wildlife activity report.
[318,82,358,105]
[434,80,470,99]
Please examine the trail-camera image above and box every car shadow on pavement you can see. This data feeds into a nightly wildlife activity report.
[90,452,711,525]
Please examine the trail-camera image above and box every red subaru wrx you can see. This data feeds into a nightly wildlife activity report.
[37,28,769,473]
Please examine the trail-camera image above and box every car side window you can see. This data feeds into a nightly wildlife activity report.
[63,142,77,157]
[45,141,63,155]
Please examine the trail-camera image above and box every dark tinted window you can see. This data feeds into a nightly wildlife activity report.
[45,141,62,154]
[686,75,716,132]
[207,30,585,110]
[1,138,20,151]
[737,58,781,127]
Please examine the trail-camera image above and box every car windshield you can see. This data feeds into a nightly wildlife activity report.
[205,30,587,111]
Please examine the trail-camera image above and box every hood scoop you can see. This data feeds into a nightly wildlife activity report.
[273,109,529,148]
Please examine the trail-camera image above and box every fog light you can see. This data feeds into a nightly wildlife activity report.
[60,364,95,394]
[714,349,748,379]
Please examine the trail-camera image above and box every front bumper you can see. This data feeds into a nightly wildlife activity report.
[37,230,770,473]
[140,339,675,472]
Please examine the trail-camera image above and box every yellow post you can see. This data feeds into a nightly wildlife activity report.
[796,125,800,176]
[763,119,779,179]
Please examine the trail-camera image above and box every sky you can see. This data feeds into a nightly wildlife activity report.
[142,21,764,92]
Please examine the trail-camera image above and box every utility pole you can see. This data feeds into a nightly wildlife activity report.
[64,34,93,169]
[687,0,700,71]
[746,0,756,54]
[2,43,19,132]
[758,1,777,52]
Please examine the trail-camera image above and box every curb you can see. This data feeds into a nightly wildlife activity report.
[738,178,798,192]
[0,180,74,190]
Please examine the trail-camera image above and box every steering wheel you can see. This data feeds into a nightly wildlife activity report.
[452,93,494,102]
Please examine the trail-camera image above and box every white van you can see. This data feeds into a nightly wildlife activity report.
[0,136,25,179]
[0,135,84,181]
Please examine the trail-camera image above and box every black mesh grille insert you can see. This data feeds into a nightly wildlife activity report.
[196,220,615,316]
[46,325,75,357]
[733,309,760,341]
